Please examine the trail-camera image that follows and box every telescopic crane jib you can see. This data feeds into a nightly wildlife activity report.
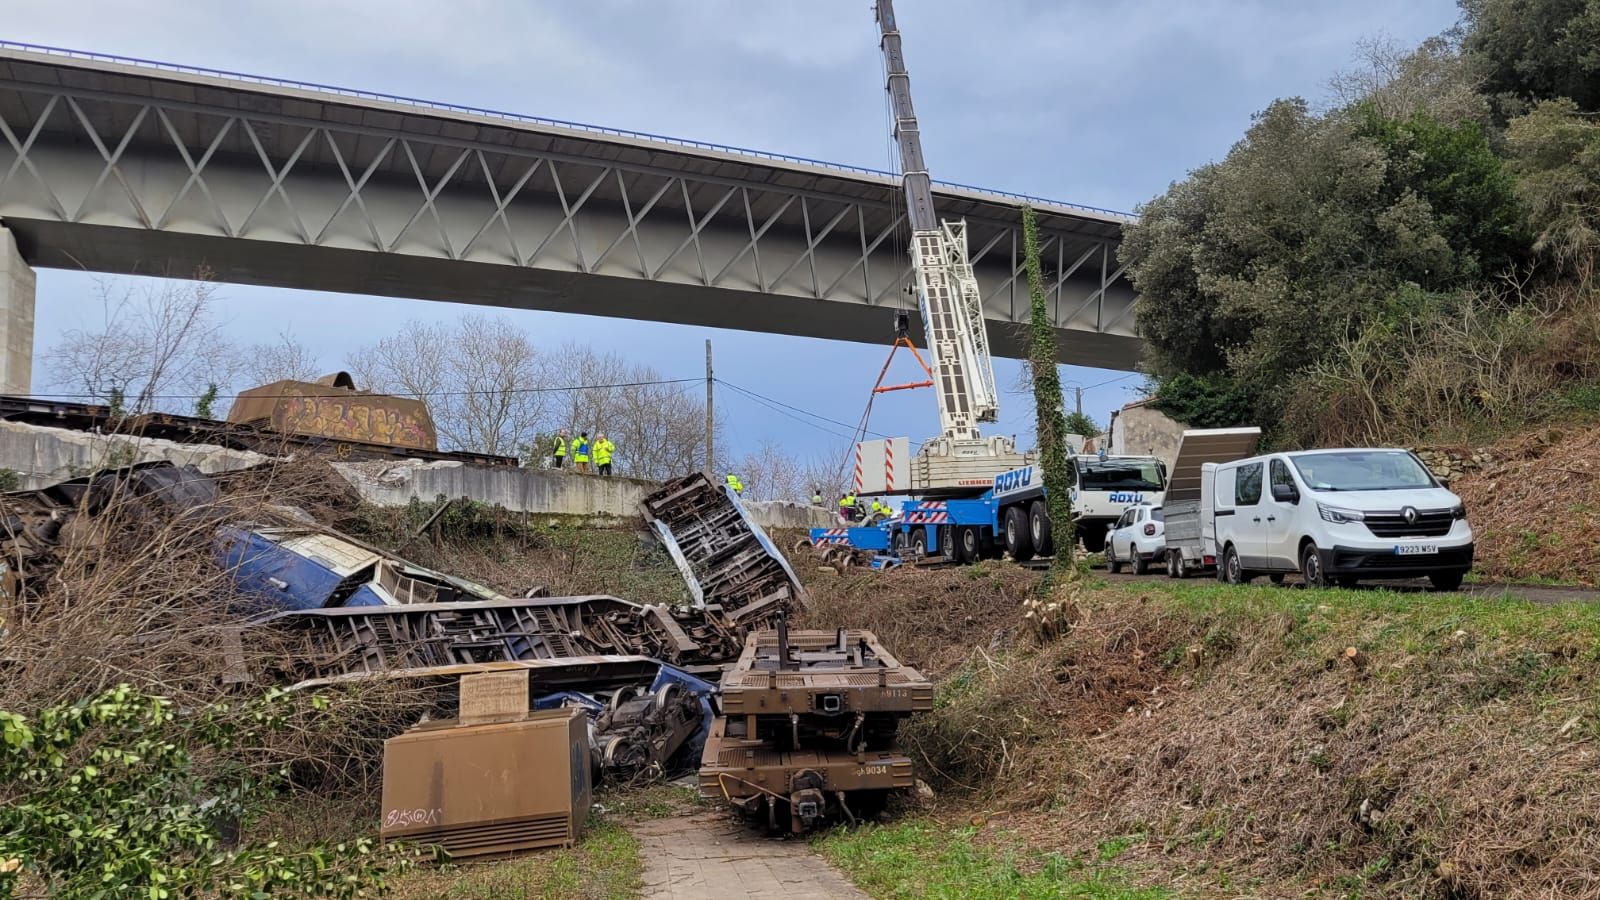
[857,0,1030,497]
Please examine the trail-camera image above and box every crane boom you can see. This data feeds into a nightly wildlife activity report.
[875,0,1000,443]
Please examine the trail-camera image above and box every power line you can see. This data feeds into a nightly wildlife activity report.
[1061,372,1140,393]
[718,382,861,443]
[14,377,703,404]
[716,379,893,440]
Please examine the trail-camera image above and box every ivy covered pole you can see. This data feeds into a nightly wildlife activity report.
[1021,205,1076,577]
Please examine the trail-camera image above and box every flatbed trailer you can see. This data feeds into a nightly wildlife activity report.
[1158,428,1262,578]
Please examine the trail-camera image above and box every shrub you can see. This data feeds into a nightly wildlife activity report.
[0,686,419,898]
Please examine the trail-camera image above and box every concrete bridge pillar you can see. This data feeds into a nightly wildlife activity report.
[0,226,35,395]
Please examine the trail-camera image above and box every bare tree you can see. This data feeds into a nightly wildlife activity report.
[546,343,712,480]
[239,332,322,385]
[731,439,849,503]
[44,274,237,413]
[348,316,548,456]
[1327,35,1488,125]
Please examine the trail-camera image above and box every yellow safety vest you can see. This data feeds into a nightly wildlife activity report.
[552,436,566,457]
[573,440,590,463]
[593,439,615,465]
[725,474,743,492]
[840,494,855,508]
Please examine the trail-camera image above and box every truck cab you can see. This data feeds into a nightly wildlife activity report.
[1070,455,1166,552]
[989,454,1166,556]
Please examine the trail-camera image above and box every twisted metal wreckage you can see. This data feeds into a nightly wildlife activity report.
[0,465,808,785]
[1,464,928,824]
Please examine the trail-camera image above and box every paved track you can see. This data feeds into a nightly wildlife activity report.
[632,811,867,900]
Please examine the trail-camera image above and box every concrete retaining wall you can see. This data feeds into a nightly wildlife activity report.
[331,459,655,523]
[330,458,835,529]
[0,421,837,529]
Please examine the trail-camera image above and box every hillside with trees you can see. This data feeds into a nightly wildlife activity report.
[1123,0,1600,446]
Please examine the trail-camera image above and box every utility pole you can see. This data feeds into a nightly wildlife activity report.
[705,339,714,477]
[1074,386,1083,416]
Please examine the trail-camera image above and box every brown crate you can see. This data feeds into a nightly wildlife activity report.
[457,670,529,724]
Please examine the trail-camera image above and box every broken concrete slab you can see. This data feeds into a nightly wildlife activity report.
[0,419,268,490]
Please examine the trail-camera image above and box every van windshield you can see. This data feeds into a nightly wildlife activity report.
[1078,458,1165,491]
[1288,451,1436,492]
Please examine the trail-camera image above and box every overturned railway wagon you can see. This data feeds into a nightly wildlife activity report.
[641,472,809,623]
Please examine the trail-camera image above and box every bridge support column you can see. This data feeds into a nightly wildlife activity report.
[0,226,35,395]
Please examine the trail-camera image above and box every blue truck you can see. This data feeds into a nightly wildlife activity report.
[811,455,1168,564]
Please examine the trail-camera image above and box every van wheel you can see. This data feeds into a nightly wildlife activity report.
[955,526,981,564]
[1028,500,1054,557]
[1222,545,1250,584]
[1429,571,1464,591]
[1107,542,1122,574]
[1301,542,1330,588]
[1131,545,1148,575]
[1004,507,1034,561]
[911,528,928,558]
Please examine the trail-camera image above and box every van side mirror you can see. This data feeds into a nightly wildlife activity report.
[1271,482,1299,504]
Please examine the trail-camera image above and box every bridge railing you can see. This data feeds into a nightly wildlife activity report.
[0,39,1135,222]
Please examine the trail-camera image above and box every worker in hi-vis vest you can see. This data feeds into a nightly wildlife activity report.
[573,432,592,473]
[725,473,744,495]
[811,487,823,505]
[838,491,856,522]
[593,433,616,476]
[551,429,568,469]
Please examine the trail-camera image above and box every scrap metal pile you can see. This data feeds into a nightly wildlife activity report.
[699,622,932,833]
[0,461,819,790]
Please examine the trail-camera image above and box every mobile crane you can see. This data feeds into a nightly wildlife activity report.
[857,0,1031,497]
[817,1,1167,562]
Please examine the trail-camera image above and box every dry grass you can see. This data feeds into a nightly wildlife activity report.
[800,560,1600,897]
[1451,423,1600,586]
[351,503,689,606]
[0,458,436,796]
[797,559,1037,676]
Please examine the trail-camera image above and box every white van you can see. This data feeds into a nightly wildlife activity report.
[1210,448,1473,590]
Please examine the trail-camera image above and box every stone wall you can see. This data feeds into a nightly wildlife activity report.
[1412,447,1494,485]
[1109,402,1185,468]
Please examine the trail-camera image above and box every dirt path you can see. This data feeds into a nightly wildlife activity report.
[631,810,868,900]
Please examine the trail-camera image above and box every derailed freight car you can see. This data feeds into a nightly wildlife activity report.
[700,623,931,833]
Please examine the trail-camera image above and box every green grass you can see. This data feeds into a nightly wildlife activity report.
[816,821,1170,900]
[389,819,641,900]
[1111,578,1600,647]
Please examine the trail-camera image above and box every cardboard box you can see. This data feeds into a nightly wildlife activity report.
[457,670,529,724]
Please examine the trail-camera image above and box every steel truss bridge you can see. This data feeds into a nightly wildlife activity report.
[0,42,1139,368]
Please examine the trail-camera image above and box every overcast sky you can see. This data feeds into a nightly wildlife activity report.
[10,0,1460,463]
